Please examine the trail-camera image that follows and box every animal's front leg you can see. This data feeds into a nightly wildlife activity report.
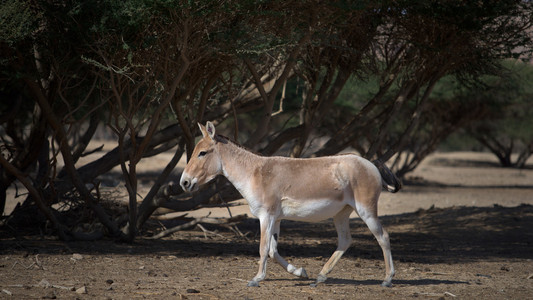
[247,214,275,287]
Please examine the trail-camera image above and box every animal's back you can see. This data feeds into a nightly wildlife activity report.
[253,154,382,221]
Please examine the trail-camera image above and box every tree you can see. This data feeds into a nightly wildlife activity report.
[310,0,532,173]
[1,0,532,240]
[0,0,115,239]
[467,60,533,168]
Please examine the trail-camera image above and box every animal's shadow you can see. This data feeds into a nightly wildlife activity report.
[284,277,468,287]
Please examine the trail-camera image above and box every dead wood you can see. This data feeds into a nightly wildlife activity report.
[148,214,247,240]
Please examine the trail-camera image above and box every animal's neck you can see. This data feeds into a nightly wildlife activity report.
[216,141,262,188]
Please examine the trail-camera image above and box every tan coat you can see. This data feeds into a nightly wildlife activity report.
[180,122,399,287]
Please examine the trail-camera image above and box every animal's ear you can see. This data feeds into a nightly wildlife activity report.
[198,122,208,138]
[205,121,216,139]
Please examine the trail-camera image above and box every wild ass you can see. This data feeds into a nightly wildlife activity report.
[180,121,401,287]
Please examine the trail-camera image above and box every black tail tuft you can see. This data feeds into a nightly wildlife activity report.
[373,159,402,193]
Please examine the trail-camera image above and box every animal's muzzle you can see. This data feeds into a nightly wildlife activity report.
[180,173,197,192]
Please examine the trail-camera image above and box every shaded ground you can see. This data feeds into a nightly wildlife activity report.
[1,152,533,299]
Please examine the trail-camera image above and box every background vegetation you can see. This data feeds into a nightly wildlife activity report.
[1,0,532,240]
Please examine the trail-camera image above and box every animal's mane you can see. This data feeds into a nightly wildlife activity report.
[214,134,262,156]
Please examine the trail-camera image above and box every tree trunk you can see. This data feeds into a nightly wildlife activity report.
[136,141,185,230]
[26,79,121,237]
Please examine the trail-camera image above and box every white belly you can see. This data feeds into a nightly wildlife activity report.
[280,198,347,222]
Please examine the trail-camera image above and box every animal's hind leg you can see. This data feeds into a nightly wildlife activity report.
[269,220,308,278]
[355,202,395,287]
[313,205,353,286]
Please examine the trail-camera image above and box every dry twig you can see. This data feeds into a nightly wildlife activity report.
[147,213,247,239]
[196,223,226,239]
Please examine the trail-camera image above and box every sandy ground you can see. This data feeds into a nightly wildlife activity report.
[1,150,532,299]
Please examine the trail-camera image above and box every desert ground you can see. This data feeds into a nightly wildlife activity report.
[1,150,532,299]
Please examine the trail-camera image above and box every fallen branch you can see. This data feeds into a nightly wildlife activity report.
[414,291,457,298]
[34,254,44,270]
[147,212,212,239]
[38,279,75,291]
[197,223,226,239]
[11,255,45,271]
[147,214,248,239]
[150,212,189,221]
[195,214,247,225]
[7,279,76,291]
[11,261,35,270]
[225,224,250,240]
[147,218,203,239]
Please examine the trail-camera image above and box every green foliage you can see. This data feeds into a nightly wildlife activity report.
[0,0,38,45]
[476,60,533,140]
[438,130,482,152]
[439,60,533,162]
[335,75,381,112]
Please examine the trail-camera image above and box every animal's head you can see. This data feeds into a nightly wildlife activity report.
[180,121,223,192]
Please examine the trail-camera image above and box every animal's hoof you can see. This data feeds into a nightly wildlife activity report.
[297,267,308,278]
[316,274,327,283]
[309,274,327,287]
[247,280,259,287]
[381,280,392,287]
[310,275,326,288]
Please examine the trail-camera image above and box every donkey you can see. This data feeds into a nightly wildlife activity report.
[180,121,401,287]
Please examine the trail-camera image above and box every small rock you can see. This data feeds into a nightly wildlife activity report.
[444,291,457,297]
[500,265,510,272]
[106,279,114,285]
[42,291,56,299]
[71,254,83,261]
[38,279,51,288]
[75,286,87,294]
[527,274,533,279]
[186,288,200,293]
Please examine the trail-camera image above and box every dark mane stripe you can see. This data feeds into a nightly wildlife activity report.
[214,134,229,144]
[215,134,262,155]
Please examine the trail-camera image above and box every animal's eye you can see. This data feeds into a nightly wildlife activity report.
[198,151,207,157]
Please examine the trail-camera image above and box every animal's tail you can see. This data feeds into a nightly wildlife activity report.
[373,159,402,193]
